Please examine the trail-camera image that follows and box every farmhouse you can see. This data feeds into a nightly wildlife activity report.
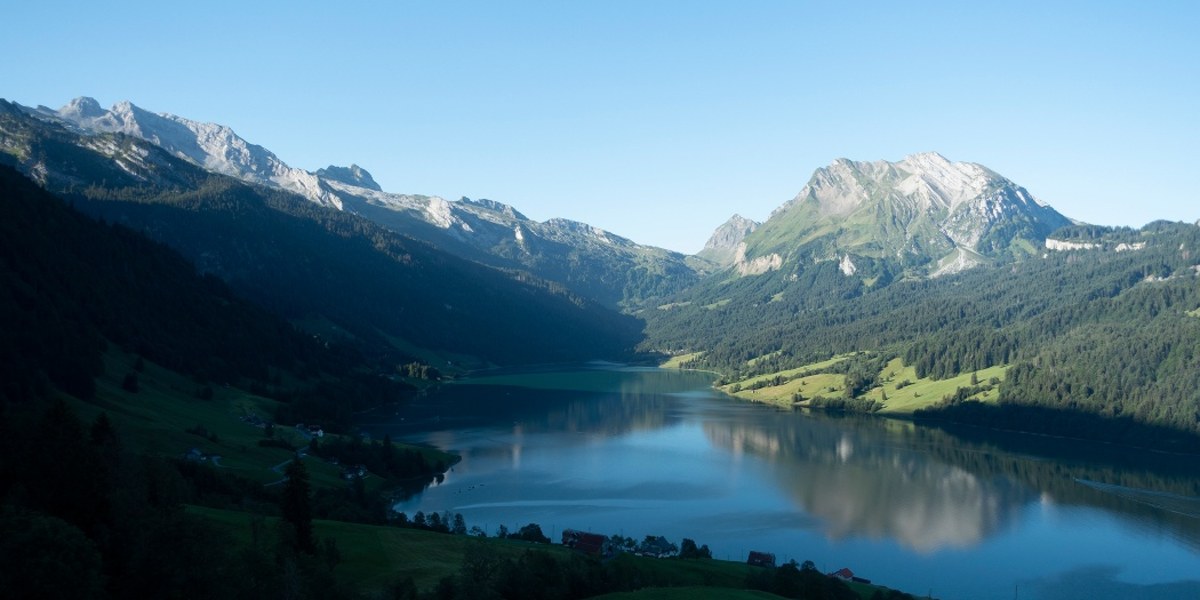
[561,529,616,558]
[637,536,676,558]
[747,551,776,568]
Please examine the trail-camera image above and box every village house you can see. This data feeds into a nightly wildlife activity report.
[829,567,869,583]
[747,550,776,568]
[561,529,617,558]
[636,536,676,558]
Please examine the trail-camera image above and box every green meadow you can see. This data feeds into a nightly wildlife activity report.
[70,349,454,491]
[719,354,1007,414]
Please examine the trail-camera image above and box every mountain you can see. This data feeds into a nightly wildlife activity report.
[315,163,381,191]
[642,154,1200,447]
[39,97,342,207]
[0,99,643,369]
[34,97,699,308]
[696,214,760,267]
[735,152,1072,278]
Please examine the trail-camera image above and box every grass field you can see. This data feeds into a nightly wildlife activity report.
[719,354,1007,414]
[719,354,856,407]
[187,505,564,593]
[73,349,455,491]
[188,506,908,599]
[725,373,846,408]
[868,358,1006,413]
[660,352,705,369]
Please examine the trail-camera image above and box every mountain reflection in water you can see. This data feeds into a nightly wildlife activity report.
[704,416,1032,552]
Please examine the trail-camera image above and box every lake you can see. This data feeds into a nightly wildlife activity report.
[360,364,1200,600]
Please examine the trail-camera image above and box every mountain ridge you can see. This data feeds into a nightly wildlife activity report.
[31,97,699,308]
[0,100,643,368]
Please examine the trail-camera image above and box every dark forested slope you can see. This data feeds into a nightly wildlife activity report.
[0,101,643,368]
[0,164,328,402]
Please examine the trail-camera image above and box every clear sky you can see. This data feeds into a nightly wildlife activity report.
[4,1,1197,253]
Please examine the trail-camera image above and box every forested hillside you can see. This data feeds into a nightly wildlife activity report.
[645,222,1200,442]
[0,165,316,401]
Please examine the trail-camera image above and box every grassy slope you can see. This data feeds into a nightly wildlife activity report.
[72,348,455,490]
[187,505,554,592]
[190,506,904,599]
[718,354,854,407]
[719,354,1007,414]
[660,352,705,369]
[868,359,1006,414]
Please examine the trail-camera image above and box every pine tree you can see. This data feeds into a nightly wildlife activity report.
[281,458,314,553]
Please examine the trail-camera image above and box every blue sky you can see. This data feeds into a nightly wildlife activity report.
[4,1,1197,253]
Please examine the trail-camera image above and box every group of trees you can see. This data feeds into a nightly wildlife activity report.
[423,545,900,600]
[396,511,470,536]
[744,560,865,600]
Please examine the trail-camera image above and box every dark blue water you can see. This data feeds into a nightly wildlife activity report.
[361,365,1200,600]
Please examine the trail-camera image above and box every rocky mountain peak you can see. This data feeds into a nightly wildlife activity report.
[316,164,382,191]
[59,96,106,119]
[743,153,1073,277]
[697,214,761,267]
[44,97,341,209]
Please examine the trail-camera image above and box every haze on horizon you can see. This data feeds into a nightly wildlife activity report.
[4,1,1197,253]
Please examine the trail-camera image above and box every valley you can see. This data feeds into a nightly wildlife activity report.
[1,94,1198,599]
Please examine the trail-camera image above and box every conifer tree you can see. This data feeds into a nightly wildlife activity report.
[281,458,314,553]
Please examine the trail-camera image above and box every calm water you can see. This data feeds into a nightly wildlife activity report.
[360,365,1200,600]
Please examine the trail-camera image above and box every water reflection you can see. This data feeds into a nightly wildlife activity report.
[704,413,1033,552]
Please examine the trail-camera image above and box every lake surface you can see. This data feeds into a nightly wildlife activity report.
[360,365,1200,600]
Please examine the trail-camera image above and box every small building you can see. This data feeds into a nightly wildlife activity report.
[637,536,676,558]
[830,567,855,581]
[562,529,616,557]
[747,551,776,568]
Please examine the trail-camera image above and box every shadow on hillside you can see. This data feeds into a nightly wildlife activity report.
[913,401,1200,456]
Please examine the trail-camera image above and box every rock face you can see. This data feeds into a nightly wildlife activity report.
[739,152,1073,276]
[697,214,760,267]
[315,164,381,191]
[43,97,341,207]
